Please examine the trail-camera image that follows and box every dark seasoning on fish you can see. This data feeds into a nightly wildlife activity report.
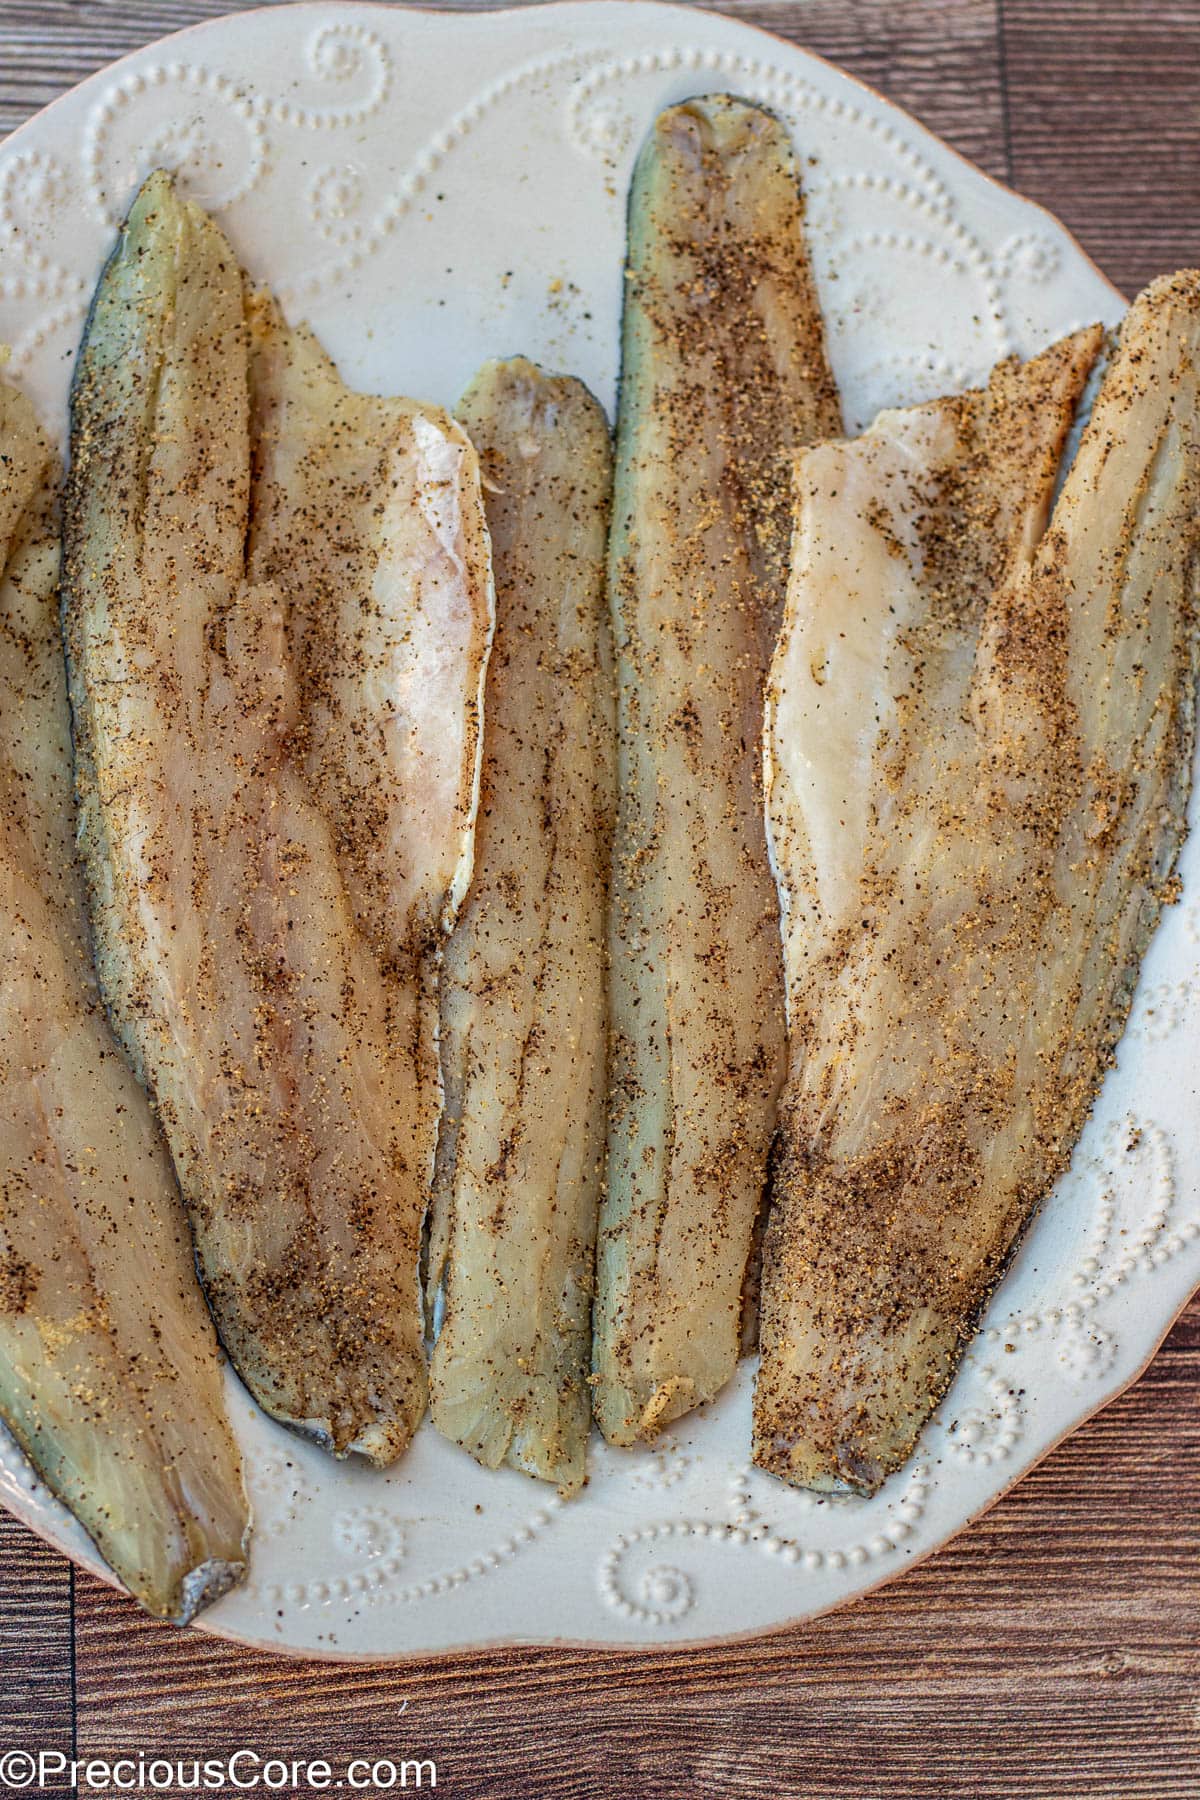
[592,94,842,1447]
[0,76,1195,1625]
[758,275,1200,1492]
[63,172,493,1473]
[429,357,614,1494]
[0,374,248,1622]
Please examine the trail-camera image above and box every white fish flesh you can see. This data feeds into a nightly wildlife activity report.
[758,278,1200,1492]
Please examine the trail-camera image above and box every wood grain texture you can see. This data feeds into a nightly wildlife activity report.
[70,1314,1200,1798]
[1004,0,1200,296]
[0,1513,73,1792]
[2,2,1200,1794]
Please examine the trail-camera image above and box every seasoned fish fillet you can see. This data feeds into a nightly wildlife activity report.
[0,375,247,1619]
[63,171,489,1465]
[593,95,843,1443]
[429,358,613,1492]
[758,275,1200,1493]
[247,293,493,1394]
[246,291,493,967]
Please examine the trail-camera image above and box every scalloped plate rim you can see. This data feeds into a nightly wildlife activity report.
[3,1279,1192,1664]
[0,0,1130,315]
[0,0,1193,1662]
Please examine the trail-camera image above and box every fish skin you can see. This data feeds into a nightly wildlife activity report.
[62,170,462,1465]
[757,279,1200,1493]
[0,374,247,1621]
[429,358,613,1494]
[592,95,843,1445]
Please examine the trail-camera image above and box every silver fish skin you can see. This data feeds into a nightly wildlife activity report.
[758,279,1200,1493]
[0,374,248,1620]
[429,358,613,1494]
[593,95,843,1445]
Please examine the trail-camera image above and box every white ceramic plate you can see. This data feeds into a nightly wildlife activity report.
[1,0,1197,1662]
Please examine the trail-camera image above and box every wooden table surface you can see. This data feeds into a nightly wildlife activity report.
[2,2,1199,1794]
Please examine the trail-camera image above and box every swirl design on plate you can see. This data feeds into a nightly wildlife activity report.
[309,163,368,240]
[3,28,1088,372]
[332,1505,407,1560]
[82,64,269,224]
[0,150,88,366]
[81,25,389,231]
[998,231,1063,285]
[1127,976,1194,1043]
[630,1441,693,1490]
[1057,1321,1119,1382]
[255,1493,563,1612]
[976,1113,1200,1389]
[948,1376,1024,1468]
[0,5,1195,1657]
[597,1462,930,1626]
[359,1496,563,1610]
[242,1447,311,1543]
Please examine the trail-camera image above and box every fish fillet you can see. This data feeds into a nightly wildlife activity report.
[247,291,494,1391]
[245,291,493,968]
[593,95,843,1443]
[429,358,613,1492]
[63,171,489,1464]
[757,275,1200,1492]
[0,374,247,1618]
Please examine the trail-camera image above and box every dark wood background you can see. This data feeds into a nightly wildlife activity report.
[2,3,1199,1795]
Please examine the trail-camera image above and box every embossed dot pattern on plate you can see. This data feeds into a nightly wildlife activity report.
[0,0,1195,1659]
